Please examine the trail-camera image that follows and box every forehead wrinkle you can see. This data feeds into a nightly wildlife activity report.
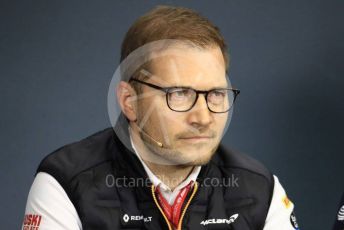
[168,56,182,86]
[141,47,227,89]
[140,69,227,89]
[139,69,169,86]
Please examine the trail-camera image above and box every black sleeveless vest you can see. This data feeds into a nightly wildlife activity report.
[37,127,274,230]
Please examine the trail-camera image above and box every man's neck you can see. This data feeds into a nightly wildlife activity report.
[129,125,195,191]
[143,160,194,191]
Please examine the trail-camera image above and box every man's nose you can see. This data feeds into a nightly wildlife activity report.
[187,94,213,127]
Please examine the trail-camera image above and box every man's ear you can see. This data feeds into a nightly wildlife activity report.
[116,81,137,122]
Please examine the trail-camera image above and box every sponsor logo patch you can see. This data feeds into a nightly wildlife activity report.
[338,205,344,221]
[200,213,239,226]
[290,212,300,230]
[122,213,152,223]
[22,214,42,230]
[282,195,292,209]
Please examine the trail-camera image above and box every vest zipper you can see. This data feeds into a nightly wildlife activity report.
[151,185,173,230]
[151,182,199,230]
[177,181,199,230]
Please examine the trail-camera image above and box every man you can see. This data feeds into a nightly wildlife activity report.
[333,192,344,230]
[22,5,299,230]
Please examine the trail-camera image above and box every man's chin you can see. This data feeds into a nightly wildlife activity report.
[144,142,219,166]
[182,157,212,166]
[173,149,217,166]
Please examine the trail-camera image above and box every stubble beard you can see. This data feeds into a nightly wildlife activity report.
[140,131,220,166]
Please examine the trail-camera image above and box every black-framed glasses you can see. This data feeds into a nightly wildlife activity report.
[129,78,240,113]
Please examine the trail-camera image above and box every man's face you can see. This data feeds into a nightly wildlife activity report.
[133,45,228,166]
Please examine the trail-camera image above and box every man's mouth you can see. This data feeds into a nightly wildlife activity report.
[179,136,213,143]
[180,136,211,139]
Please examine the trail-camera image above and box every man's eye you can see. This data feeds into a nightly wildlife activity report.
[170,89,193,99]
[211,90,225,97]
[208,90,227,104]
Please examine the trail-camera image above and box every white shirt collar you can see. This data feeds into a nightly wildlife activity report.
[128,129,201,194]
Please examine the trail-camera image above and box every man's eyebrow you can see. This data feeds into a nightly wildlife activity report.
[139,69,228,89]
[167,85,229,89]
[139,69,168,86]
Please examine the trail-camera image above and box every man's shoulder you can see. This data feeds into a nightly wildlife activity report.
[37,127,115,185]
[212,145,273,183]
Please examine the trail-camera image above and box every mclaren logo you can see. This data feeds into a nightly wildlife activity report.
[200,213,239,226]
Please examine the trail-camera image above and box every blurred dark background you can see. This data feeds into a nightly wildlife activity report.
[1,0,343,229]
